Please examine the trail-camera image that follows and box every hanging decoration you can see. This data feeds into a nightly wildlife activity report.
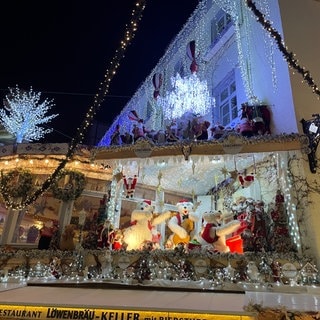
[152,73,163,99]
[0,169,34,208]
[186,40,198,73]
[128,110,143,123]
[245,0,320,98]
[158,73,213,120]
[123,174,138,198]
[238,170,255,188]
[50,169,86,202]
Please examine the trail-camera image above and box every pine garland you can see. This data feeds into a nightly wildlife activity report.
[50,169,86,202]
[0,168,34,202]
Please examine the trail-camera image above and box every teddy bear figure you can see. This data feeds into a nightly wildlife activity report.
[59,224,76,251]
[122,200,171,251]
[167,199,201,247]
[193,210,241,253]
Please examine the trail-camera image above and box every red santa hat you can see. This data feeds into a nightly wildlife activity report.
[177,199,190,206]
[238,174,254,188]
[143,199,152,206]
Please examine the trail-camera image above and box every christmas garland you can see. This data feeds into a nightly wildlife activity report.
[0,168,34,200]
[245,0,320,98]
[50,169,86,202]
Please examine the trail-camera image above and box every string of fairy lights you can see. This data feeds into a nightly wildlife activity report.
[245,0,320,98]
[2,0,147,210]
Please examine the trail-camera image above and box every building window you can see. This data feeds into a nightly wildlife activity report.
[211,9,232,45]
[213,72,238,127]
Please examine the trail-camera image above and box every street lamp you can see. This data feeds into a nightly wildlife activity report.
[301,114,320,173]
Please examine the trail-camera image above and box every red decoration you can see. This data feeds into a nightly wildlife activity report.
[226,235,243,254]
[238,173,254,188]
[186,40,198,73]
[152,73,162,99]
[240,103,271,135]
[128,110,143,123]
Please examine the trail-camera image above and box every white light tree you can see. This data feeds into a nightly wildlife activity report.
[157,73,214,120]
[0,86,58,143]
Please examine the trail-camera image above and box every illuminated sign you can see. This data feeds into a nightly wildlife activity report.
[0,305,255,320]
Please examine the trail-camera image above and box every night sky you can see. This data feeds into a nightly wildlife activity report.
[0,1,199,144]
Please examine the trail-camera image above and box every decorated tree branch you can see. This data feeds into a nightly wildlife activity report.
[0,86,58,144]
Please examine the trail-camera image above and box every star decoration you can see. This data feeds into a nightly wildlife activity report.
[221,166,229,179]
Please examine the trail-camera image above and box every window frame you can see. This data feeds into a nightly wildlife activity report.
[212,71,238,127]
[210,9,233,45]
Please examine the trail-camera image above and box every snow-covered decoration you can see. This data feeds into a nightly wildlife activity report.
[0,86,58,143]
[157,73,214,120]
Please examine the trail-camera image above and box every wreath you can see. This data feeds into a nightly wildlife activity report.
[50,169,86,202]
[0,168,34,199]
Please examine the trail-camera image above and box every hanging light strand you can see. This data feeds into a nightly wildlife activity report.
[6,1,147,210]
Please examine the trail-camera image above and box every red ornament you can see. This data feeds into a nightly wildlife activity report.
[186,40,198,73]
[152,73,163,99]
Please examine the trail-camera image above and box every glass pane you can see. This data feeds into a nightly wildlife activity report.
[221,102,229,116]
[222,114,229,126]
[14,213,42,244]
[211,19,218,43]
[226,13,232,25]
[230,81,236,93]
[217,17,225,34]
[231,106,238,120]
[231,96,237,108]
[220,102,230,125]
[220,88,228,102]
[10,193,61,245]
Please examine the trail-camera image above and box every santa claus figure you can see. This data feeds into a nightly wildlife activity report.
[123,175,137,198]
[108,228,124,250]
